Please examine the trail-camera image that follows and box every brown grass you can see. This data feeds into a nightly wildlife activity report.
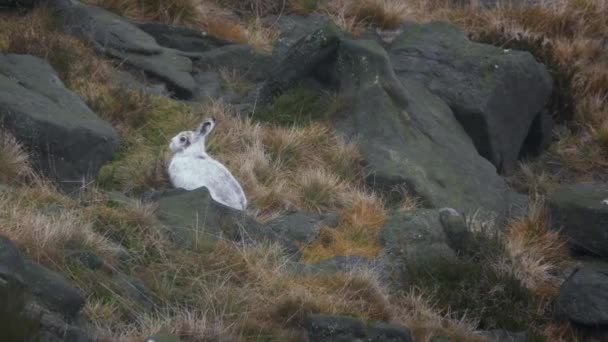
[0,130,33,184]
[0,184,123,266]
[84,0,199,25]
[495,199,571,298]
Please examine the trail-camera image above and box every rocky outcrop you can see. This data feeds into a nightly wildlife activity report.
[549,183,608,257]
[0,53,119,189]
[389,22,553,174]
[379,209,456,282]
[194,44,272,83]
[304,314,413,342]
[266,211,339,245]
[0,236,90,341]
[50,0,197,99]
[258,23,341,104]
[151,187,299,257]
[135,22,231,53]
[334,38,511,215]
[558,265,608,327]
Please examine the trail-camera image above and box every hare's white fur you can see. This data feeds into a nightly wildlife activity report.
[168,118,247,211]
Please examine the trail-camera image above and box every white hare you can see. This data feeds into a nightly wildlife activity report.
[168,118,247,211]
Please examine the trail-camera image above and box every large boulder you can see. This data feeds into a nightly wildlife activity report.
[379,209,456,282]
[50,0,197,99]
[334,38,511,216]
[193,44,272,83]
[557,265,608,327]
[304,314,413,342]
[548,183,608,257]
[266,212,338,245]
[268,13,337,61]
[389,22,553,174]
[152,188,299,257]
[258,23,341,104]
[135,22,231,53]
[1,232,90,341]
[22,260,85,319]
[0,54,119,188]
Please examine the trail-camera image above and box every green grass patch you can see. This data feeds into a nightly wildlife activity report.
[254,83,344,127]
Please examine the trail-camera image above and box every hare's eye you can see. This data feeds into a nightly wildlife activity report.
[179,136,186,142]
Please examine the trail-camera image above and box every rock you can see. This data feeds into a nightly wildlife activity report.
[258,23,341,105]
[22,260,84,318]
[194,44,272,83]
[110,68,170,97]
[557,265,608,327]
[367,322,413,342]
[154,188,299,257]
[112,273,154,309]
[548,183,608,257]
[26,302,93,342]
[193,71,223,101]
[379,209,456,281]
[304,314,366,342]
[389,22,553,174]
[438,207,471,254]
[0,53,119,190]
[266,212,330,245]
[50,0,197,99]
[269,14,338,61]
[519,110,554,159]
[0,235,26,284]
[135,22,231,53]
[481,329,528,342]
[334,38,511,216]
[0,0,38,8]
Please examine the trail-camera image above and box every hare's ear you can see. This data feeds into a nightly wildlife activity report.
[198,117,216,137]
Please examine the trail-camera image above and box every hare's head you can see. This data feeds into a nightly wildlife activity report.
[169,117,216,154]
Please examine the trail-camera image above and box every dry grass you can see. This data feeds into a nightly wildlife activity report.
[301,191,386,262]
[495,199,571,297]
[0,183,123,266]
[0,130,33,184]
[322,0,409,35]
[84,0,199,25]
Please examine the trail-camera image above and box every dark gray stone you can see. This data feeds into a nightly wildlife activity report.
[22,260,84,318]
[193,71,223,101]
[0,235,25,284]
[0,0,38,8]
[548,183,608,257]
[135,22,231,53]
[367,322,413,342]
[304,314,366,342]
[50,0,197,99]
[154,188,299,257]
[389,22,553,174]
[481,329,528,342]
[334,38,511,216]
[0,53,119,190]
[438,207,471,254]
[557,265,608,327]
[379,209,456,278]
[194,44,272,82]
[266,212,326,245]
[269,13,337,61]
[110,68,170,97]
[258,23,341,105]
